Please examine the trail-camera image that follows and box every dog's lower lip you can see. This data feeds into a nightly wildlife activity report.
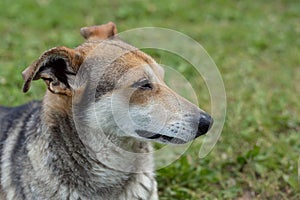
[135,130,159,138]
[135,130,186,144]
[145,133,161,139]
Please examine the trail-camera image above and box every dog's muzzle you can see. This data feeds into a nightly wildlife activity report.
[196,112,213,138]
[135,112,213,144]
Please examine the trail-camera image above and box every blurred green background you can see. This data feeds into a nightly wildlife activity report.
[0,0,299,199]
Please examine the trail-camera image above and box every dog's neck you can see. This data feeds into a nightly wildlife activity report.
[35,92,157,199]
[42,91,73,126]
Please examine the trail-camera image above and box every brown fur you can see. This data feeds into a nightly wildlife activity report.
[80,22,117,40]
[42,91,73,125]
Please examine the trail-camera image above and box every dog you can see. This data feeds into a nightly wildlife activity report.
[0,22,213,200]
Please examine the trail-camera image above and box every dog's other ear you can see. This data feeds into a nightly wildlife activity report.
[80,22,117,40]
[22,46,83,96]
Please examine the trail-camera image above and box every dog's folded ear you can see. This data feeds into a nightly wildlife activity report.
[22,46,83,96]
[80,22,117,40]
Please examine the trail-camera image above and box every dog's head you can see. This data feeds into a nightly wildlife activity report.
[22,22,213,144]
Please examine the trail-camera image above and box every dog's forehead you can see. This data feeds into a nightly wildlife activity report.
[79,39,164,99]
[80,39,162,77]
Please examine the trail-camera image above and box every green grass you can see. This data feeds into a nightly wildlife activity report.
[0,0,299,199]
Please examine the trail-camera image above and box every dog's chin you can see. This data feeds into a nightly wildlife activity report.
[135,130,189,144]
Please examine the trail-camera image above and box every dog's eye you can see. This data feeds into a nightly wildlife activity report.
[132,79,153,90]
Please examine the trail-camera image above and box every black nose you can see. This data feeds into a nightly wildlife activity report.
[196,113,213,138]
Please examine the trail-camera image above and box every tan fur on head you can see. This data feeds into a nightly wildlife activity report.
[80,22,117,40]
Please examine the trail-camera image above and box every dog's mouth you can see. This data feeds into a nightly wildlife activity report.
[135,130,186,144]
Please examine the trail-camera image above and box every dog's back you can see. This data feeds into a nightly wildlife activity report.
[0,101,42,137]
[0,101,42,199]
[0,106,11,124]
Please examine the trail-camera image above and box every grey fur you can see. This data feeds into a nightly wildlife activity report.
[0,100,158,200]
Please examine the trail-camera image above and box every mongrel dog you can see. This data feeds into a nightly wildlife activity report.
[0,22,213,200]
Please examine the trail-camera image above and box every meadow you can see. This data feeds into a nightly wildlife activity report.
[0,0,299,199]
